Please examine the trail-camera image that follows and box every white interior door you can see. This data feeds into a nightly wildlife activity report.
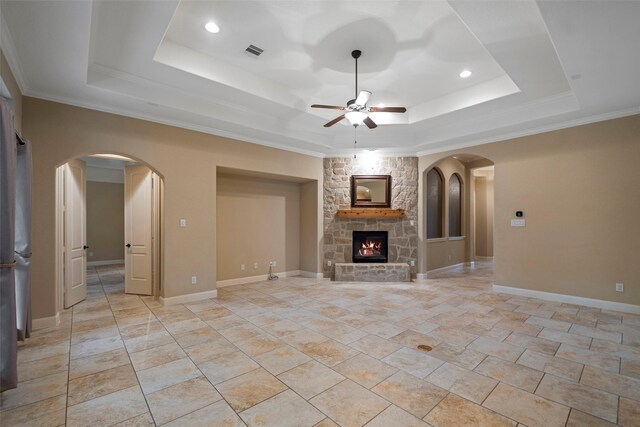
[124,165,153,295]
[64,159,87,308]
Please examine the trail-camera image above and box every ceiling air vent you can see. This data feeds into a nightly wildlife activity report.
[245,45,264,57]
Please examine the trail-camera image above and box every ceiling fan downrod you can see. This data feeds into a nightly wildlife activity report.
[352,49,361,100]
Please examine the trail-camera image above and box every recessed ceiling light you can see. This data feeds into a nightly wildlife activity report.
[205,21,220,34]
[459,69,472,78]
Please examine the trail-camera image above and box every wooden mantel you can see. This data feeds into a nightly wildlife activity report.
[336,208,406,219]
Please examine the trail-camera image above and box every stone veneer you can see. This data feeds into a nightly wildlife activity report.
[323,156,418,278]
[334,263,411,282]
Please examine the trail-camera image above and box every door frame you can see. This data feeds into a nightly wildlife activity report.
[55,165,65,314]
[470,165,495,261]
[55,153,165,314]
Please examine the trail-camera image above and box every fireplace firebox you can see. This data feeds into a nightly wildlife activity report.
[352,231,388,263]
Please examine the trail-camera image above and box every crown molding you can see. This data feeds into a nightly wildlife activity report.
[25,90,327,158]
[414,90,579,150]
[87,62,333,149]
[416,106,640,157]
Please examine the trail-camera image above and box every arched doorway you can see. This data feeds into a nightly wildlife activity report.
[54,152,164,310]
[422,154,494,277]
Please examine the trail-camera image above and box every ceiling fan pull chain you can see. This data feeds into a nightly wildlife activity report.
[354,126,357,159]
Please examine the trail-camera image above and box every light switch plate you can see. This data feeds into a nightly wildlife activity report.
[511,219,526,227]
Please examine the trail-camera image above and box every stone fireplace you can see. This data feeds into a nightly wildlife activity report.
[352,231,388,263]
[323,156,418,278]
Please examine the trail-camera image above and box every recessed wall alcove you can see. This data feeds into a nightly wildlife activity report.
[216,167,319,286]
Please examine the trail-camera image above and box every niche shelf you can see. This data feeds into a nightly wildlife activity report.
[336,208,406,219]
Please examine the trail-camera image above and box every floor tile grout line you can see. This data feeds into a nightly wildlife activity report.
[12,262,638,426]
[181,294,431,424]
[63,283,76,426]
[147,292,287,425]
[100,266,158,426]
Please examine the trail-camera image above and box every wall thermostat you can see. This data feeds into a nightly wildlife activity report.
[515,211,523,217]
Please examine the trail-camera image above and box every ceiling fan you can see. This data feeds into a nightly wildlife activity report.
[311,49,407,129]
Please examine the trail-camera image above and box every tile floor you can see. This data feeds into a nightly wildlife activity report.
[1,262,639,426]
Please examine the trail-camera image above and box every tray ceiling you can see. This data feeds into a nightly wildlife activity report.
[1,0,638,156]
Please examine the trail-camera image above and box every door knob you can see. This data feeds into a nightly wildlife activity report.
[126,243,131,248]
[83,245,89,250]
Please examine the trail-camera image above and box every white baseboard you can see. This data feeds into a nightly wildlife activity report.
[418,261,475,280]
[33,312,60,330]
[160,289,218,306]
[216,270,307,288]
[299,271,324,279]
[493,284,640,315]
[426,262,469,276]
[88,259,124,267]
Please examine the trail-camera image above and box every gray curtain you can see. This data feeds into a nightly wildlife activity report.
[15,139,32,341]
[0,97,17,392]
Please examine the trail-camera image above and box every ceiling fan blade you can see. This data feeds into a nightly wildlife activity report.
[311,104,346,110]
[324,114,346,127]
[369,106,407,113]
[355,90,371,106]
[363,116,377,129]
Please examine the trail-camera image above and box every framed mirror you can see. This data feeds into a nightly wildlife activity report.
[351,175,391,208]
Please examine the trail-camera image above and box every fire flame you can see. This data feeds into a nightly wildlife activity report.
[358,240,382,257]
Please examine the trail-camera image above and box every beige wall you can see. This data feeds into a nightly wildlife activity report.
[300,181,319,273]
[1,49,22,133]
[23,97,323,319]
[425,157,468,271]
[86,181,124,263]
[474,176,494,257]
[216,175,301,281]
[426,239,466,271]
[419,114,640,305]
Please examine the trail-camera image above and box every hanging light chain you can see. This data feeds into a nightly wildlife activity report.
[353,125,357,159]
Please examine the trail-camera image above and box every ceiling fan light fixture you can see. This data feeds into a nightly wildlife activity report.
[355,90,371,106]
[345,111,368,126]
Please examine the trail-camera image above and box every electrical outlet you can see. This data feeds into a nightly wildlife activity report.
[410,260,415,267]
[270,261,277,267]
[240,264,245,271]
[328,260,332,266]
[89,251,93,257]
[616,282,624,292]
[448,254,452,261]
[253,262,258,269]
[179,218,187,227]
[191,276,197,285]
